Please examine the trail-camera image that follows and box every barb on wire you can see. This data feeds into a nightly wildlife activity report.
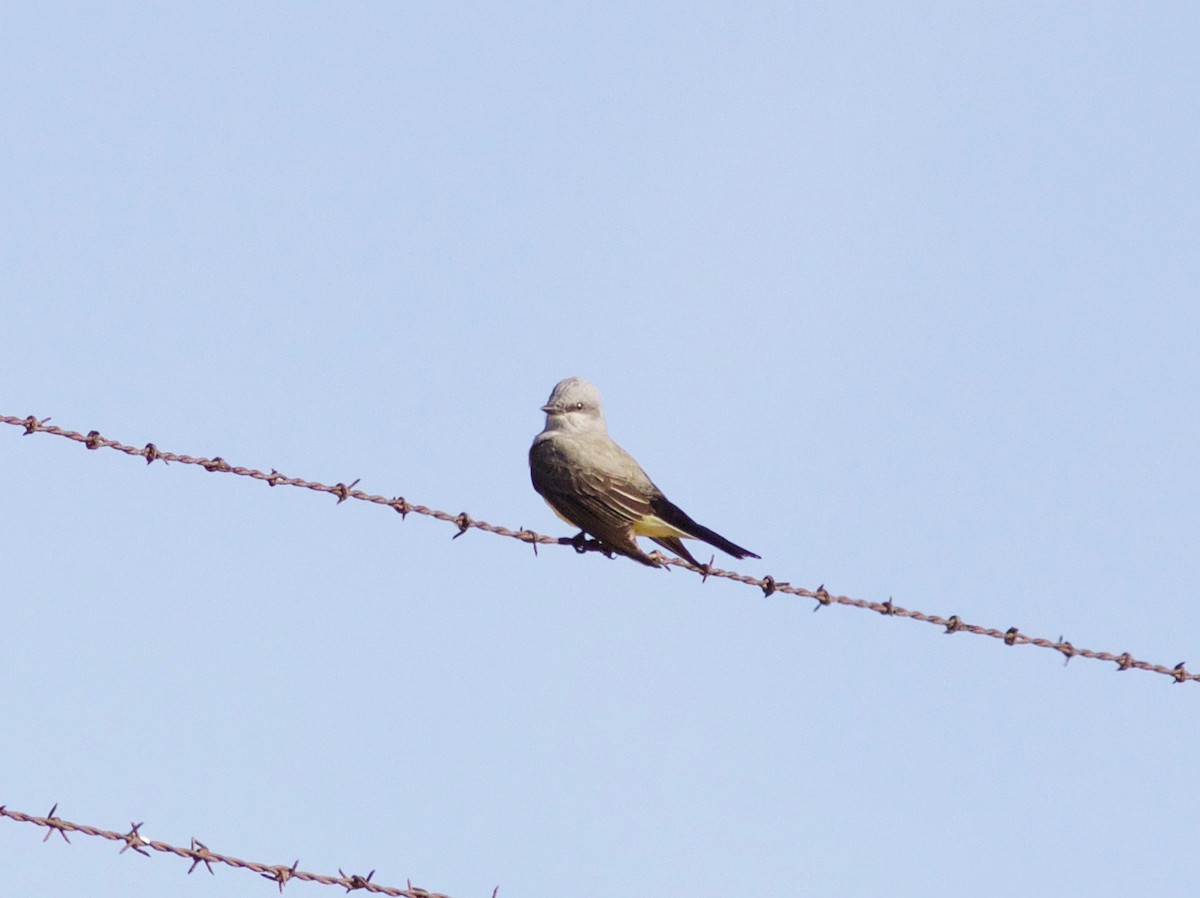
[0,804,460,897]
[2,413,1194,685]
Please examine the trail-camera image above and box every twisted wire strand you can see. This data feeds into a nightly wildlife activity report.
[2,413,1192,684]
[0,803,466,896]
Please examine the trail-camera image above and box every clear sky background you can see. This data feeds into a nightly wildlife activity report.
[3,4,1198,897]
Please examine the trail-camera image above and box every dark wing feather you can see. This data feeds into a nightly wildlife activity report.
[530,439,662,567]
[649,535,702,566]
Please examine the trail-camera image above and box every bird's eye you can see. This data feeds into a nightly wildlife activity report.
[574,402,585,410]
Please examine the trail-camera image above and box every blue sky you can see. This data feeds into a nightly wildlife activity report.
[3,4,1198,896]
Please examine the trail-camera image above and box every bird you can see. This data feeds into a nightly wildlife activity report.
[529,376,760,568]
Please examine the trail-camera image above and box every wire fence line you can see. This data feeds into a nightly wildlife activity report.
[2,412,1194,684]
[0,803,471,896]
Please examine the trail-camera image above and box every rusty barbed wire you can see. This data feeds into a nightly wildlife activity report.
[2,412,1194,684]
[0,803,468,897]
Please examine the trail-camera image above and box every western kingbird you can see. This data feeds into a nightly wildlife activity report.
[529,376,760,568]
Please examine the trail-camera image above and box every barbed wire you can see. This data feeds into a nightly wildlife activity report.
[2,412,1194,684]
[0,803,475,896]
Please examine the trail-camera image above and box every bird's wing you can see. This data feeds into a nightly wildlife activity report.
[530,436,661,566]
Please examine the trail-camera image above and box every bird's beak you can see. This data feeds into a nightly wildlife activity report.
[540,404,555,414]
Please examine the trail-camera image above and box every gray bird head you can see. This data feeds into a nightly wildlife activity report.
[540,376,607,433]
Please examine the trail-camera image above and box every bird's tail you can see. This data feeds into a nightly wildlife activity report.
[650,496,760,560]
